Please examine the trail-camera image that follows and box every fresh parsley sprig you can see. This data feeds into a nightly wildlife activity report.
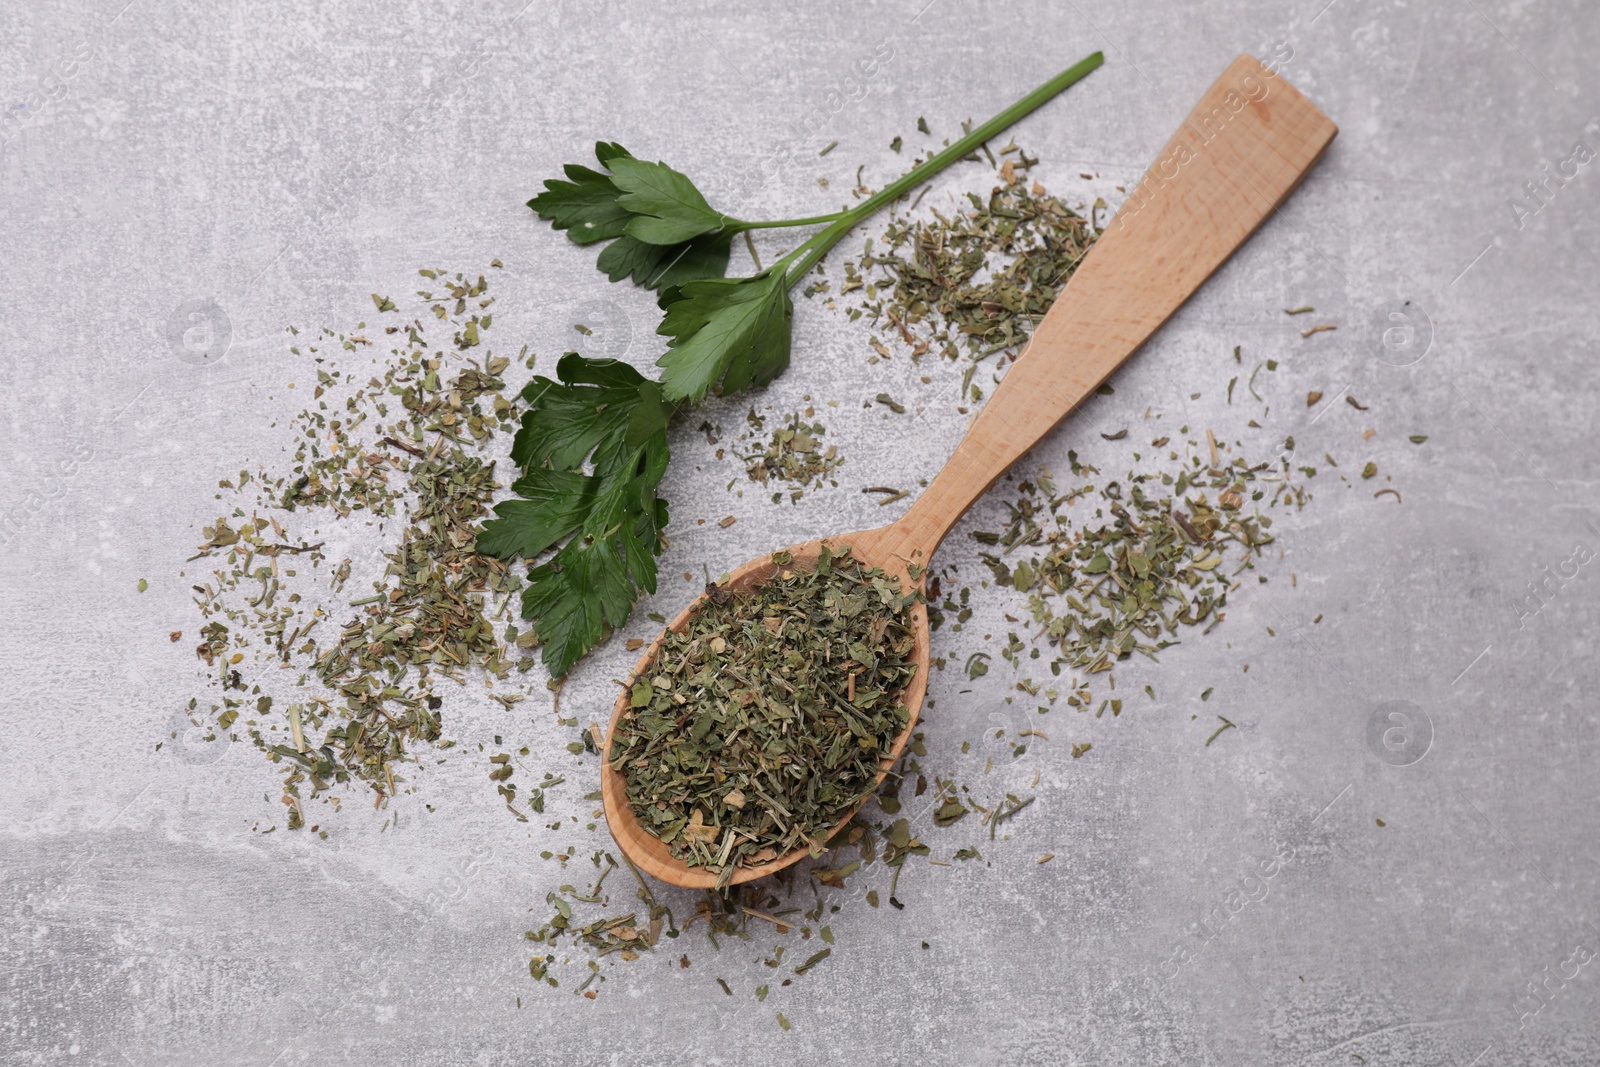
[528,142,845,294]
[475,354,672,676]
[482,52,1104,677]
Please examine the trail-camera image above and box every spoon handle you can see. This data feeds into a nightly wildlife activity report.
[891,53,1337,560]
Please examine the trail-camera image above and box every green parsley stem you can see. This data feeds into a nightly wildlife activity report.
[776,50,1104,286]
[734,212,850,230]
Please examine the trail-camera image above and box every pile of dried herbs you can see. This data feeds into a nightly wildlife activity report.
[833,152,1099,403]
[184,265,538,828]
[736,407,842,503]
[610,545,918,885]
[962,444,1293,675]
[524,681,1046,1013]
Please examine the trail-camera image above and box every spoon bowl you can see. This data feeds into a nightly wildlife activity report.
[601,524,929,888]
[601,53,1338,888]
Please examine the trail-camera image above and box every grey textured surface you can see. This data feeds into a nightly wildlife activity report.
[3,1,1599,1064]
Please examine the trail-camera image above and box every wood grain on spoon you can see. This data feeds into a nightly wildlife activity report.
[603,54,1337,888]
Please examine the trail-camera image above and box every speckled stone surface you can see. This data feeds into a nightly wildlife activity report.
[3,1,1599,1064]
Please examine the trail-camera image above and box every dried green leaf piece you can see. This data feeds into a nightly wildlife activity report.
[933,798,968,825]
[794,947,831,974]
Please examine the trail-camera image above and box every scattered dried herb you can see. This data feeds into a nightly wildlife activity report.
[1204,715,1236,746]
[839,163,1099,405]
[958,445,1300,676]
[736,408,842,503]
[186,265,529,825]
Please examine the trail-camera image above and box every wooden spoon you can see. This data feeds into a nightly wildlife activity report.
[602,54,1337,888]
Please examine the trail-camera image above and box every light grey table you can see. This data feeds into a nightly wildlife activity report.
[3,1,1598,1064]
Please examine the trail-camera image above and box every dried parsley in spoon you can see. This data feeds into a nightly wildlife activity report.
[609,545,917,887]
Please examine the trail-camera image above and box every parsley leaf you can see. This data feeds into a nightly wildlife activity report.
[607,156,731,244]
[509,354,648,470]
[477,353,670,676]
[528,143,737,291]
[472,469,594,560]
[519,535,642,679]
[595,230,734,290]
[655,271,793,402]
[525,143,635,246]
